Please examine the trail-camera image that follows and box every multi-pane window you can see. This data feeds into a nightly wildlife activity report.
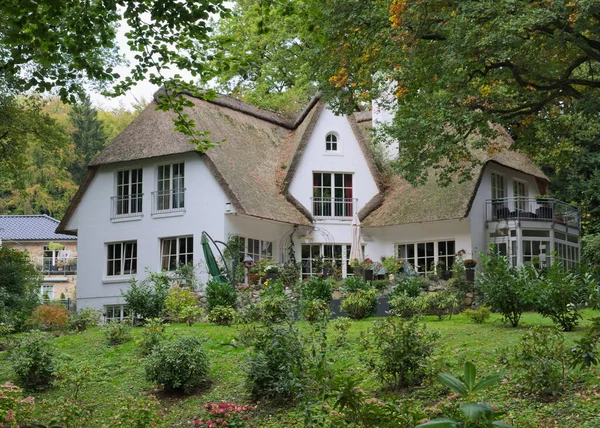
[157,163,185,211]
[301,243,363,278]
[237,237,273,262]
[312,172,353,217]
[107,241,137,276]
[513,180,527,211]
[40,284,54,301]
[160,236,193,271]
[397,240,456,275]
[116,169,143,216]
[491,173,505,200]
[325,133,338,152]
[105,305,130,322]
[554,231,579,269]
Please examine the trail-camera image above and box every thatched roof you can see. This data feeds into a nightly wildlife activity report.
[362,136,548,228]
[58,91,549,234]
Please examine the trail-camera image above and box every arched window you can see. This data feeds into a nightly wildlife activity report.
[325,133,338,152]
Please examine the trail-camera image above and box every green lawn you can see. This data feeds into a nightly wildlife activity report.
[1,312,599,427]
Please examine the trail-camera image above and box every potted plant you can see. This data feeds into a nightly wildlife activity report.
[264,263,281,280]
[463,259,477,282]
[349,258,361,276]
[361,258,374,281]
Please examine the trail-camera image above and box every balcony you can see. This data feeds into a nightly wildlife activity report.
[485,197,580,229]
[111,194,143,219]
[152,188,186,215]
[311,197,357,221]
[37,256,77,275]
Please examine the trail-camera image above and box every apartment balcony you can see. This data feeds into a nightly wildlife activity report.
[485,197,581,230]
[111,194,143,219]
[311,197,357,221]
[37,256,77,275]
[152,188,186,215]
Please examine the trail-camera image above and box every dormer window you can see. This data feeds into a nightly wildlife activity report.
[325,133,338,152]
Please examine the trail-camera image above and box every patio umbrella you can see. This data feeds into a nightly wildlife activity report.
[349,213,362,262]
[201,233,227,283]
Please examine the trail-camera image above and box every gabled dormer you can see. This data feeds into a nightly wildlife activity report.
[286,106,382,222]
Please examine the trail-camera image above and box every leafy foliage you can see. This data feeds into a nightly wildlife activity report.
[109,394,164,428]
[144,336,210,393]
[67,308,101,333]
[389,293,427,319]
[462,306,492,324]
[165,285,201,325]
[362,318,439,390]
[329,317,351,349]
[0,246,42,329]
[300,299,331,324]
[102,320,132,346]
[478,252,534,327]
[341,289,378,320]
[205,279,238,311]
[0,382,35,426]
[26,305,69,331]
[571,317,600,369]
[390,275,427,298]
[122,272,170,320]
[9,331,57,391]
[300,276,334,302]
[136,318,167,356]
[425,291,459,321]
[207,305,238,326]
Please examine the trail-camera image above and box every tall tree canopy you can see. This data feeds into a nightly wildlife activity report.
[308,0,600,184]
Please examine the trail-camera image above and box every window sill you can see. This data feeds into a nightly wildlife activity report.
[151,210,186,219]
[323,152,343,157]
[111,215,143,223]
[102,276,135,284]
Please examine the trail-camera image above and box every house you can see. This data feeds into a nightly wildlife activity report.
[56,92,580,318]
[0,215,78,302]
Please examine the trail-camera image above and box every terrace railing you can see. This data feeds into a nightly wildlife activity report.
[37,256,77,274]
[152,188,186,215]
[111,194,143,219]
[311,197,357,220]
[485,197,580,229]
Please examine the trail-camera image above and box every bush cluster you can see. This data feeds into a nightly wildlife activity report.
[462,306,491,324]
[26,305,69,331]
[341,289,378,320]
[207,305,238,326]
[9,331,57,391]
[67,308,101,332]
[206,280,237,311]
[165,285,202,325]
[102,320,132,346]
[137,318,167,355]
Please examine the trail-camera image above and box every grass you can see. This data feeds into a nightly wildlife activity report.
[1,311,599,427]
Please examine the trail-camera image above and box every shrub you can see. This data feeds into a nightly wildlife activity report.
[571,316,600,369]
[341,289,378,320]
[0,382,35,426]
[122,271,170,320]
[478,251,535,327]
[425,291,459,320]
[511,327,569,396]
[205,279,237,311]
[145,336,210,393]
[256,280,294,324]
[462,306,491,324]
[329,317,351,348]
[102,320,132,346]
[389,293,427,319]
[245,323,305,400]
[207,305,238,326]
[300,276,334,302]
[534,263,594,331]
[165,285,202,325]
[109,394,164,428]
[342,275,370,293]
[300,298,331,323]
[363,318,439,390]
[9,331,57,391]
[26,305,69,331]
[67,308,101,332]
[137,318,167,355]
[390,275,426,298]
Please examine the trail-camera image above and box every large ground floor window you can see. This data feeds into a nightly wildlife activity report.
[237,236,273,262]
[160,236,193,271]
[396,240,455,275]
[104,305,130,322]
[301,243,364,279]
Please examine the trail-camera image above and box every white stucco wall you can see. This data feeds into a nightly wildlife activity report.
[70,153,229,312]
[468,163,542,261]
[288,107,380,221]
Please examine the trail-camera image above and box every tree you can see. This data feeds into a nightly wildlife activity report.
[1,0,230,149]
[68,98,109,183]
[0,246,42,329]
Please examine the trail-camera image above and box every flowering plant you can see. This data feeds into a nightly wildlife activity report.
[349,258,361,268]
[360,258,374,270]
[193,402,252,427]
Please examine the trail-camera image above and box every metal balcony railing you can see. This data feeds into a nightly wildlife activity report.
[111,194,143,219]
[311,197,357,220]
[485,197,581,229]
[152,188,186,215]
[37,256,77,274]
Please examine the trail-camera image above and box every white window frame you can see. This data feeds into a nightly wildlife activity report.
[396,240,456,275]
[491,172,505,200]
[40,284,54,301]
[312,172,354,218]
[156,162,185,211]
[300,243,364,278]
[160,236,194,271]
[115,168,143,216]
[237,236,273,262]
[325,132,340,153]
[106,241,138,276]
[104,305,130,322]
[513,179,527,211]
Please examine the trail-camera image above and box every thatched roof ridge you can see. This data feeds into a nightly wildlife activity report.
[353,111,372,123]
[362,146,548,228]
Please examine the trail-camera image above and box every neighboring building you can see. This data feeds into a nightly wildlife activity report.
[0,215,77,301]
[56,92,580,316]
